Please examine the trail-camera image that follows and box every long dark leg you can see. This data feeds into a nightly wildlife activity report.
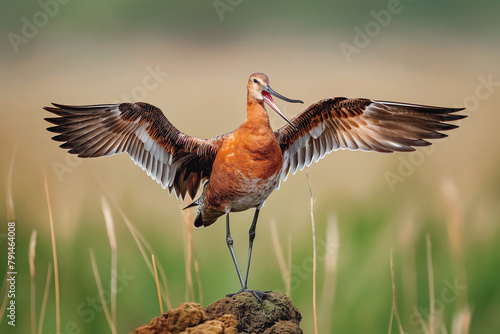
[243,208,260,289]
[225,209,268,302]
[226,212,245,289]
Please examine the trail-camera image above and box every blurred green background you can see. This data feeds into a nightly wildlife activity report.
[1,0,499,333]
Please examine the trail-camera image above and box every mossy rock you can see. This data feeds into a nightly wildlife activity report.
[133,291,302,334]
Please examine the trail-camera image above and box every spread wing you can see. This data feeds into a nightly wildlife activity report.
[44,102,230,200]
[275,98,466,182]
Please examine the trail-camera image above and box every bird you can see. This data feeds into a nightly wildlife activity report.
[44,72,466,300]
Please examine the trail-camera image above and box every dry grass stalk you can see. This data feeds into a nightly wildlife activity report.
[319,215,339,334]
[181,207,203,305]
[441,178,464,255]
[38,263,53,334]
[124,217,153,272]
[156,264,173,310]
[193,252,203,307]
[426,234,435,334]
[287,234,292,294]
[441,179,470,334]
[29,230,38,334]
[1,145,17,324]
[116,206,173,310]
[135,226,173,310]
[1,144,17,323]
[44,178,60,334]
[441,178,469,309]
[399,212,418,317]
[390,249,404,334]
[187,208,203,306]
[182,209,195,302]
[152,254,164,314]
[305,169,318,334]
[270,220,291,296]
[413,306,429,334]
[90,249,117,334]
[101,196,118,328]
[451,306,471,334]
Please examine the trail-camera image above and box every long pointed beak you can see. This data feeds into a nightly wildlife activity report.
[262,86,303,128]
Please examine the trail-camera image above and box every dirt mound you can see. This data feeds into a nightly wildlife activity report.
[133,291,302,334]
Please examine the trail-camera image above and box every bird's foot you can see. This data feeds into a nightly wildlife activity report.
[226,288,271,303]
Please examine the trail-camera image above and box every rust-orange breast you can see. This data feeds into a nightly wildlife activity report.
[205,122,283,212]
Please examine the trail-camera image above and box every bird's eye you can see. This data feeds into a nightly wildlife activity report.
[253,78,258,84]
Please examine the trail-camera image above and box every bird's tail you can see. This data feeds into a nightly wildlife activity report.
[183,195,215,227]
[193,213,206,228]
[190,208,218,228]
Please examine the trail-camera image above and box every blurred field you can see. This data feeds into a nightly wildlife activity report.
[1,1,500,333]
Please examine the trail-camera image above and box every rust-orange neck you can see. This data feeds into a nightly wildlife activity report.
[245,99,271,129]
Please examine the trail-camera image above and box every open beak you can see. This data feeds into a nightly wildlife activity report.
[262,86,303,128]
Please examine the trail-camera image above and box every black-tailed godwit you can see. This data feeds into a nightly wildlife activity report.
[44,73,466,300]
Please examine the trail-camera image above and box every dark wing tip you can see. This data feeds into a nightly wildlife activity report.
[43,106,60,113]
[435,106,466,113]
[44,117,61,126]
[43,102,70,112]
[43,102,57,109]
[441,107,467,119]
[452,114,468,120]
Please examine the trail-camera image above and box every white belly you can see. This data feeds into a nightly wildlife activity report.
[230,171,281,212]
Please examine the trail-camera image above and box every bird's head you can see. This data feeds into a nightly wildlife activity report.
[247,72,303,127]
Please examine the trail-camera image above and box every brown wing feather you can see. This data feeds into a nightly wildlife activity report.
[44,102,229,200]
[275,98,466,182]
